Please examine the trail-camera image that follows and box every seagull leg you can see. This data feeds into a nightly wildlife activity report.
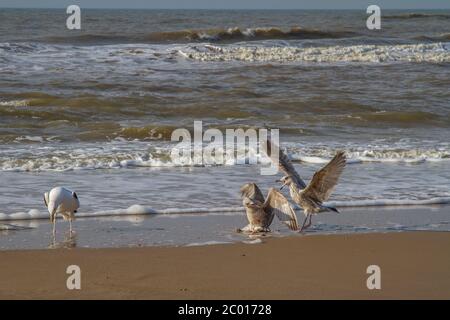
[50,209,57,237]
[50,232,56,248]
[305,214,313,230]
[300,213,310,233]
[69,219,73,234]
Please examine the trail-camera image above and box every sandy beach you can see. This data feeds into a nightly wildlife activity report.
[1,231,449,300]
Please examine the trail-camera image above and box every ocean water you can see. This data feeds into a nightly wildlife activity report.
[0,9,449,248]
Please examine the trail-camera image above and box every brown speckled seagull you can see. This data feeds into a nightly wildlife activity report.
[268,140,346,232]
[238,183,299,233]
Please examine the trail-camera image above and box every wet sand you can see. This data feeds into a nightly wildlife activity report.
[2,205,450,250]
[1,231,450,299]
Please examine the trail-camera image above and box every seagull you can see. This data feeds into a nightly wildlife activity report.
[238,183,299,233]
[266,140,346,232]
[44,187,80,235]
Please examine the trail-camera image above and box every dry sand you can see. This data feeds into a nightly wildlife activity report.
[1,232,449,299]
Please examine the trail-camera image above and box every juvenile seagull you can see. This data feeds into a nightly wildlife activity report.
[274,145,346,232]
[238,183,299,233]
[44,187,80,235]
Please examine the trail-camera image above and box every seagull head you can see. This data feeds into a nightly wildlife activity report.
[277,176,292,190]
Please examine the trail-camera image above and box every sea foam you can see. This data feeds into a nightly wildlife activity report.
[1,198,449,222]
[180,42,450,63]
[1,143,448,172]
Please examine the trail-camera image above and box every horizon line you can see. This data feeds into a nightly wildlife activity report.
[1,7,449,10]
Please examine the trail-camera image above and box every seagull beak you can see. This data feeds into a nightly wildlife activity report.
[276,179,285,190]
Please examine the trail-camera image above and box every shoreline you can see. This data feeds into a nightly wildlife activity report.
[2,199,450,222]
[2,204,450,250]
[1,231,450,299]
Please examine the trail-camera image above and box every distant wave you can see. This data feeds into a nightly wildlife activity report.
[143,27,357,42]
[385,13,450,20]
[413,33,450,42]
[180,42,450,63]
[342,111,449,127]
[38,27,357,45]
[1,197,449,221]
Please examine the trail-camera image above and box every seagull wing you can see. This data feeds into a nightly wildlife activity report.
[240,183,265,204]
[266,138,306,189]
[303,151,346,203]
[264,188,299,231]
[241,184,274,229]
[278,147,307,189]
[243,196,264,210]
[241,183,267,217]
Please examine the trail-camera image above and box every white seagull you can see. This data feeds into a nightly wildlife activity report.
[44,187,80,235]
[238,183,299,233]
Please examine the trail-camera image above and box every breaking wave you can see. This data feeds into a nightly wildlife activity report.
[143,27,356,42]
[39,27,357,45]
[0,142,449,172]
[180,42,450,63]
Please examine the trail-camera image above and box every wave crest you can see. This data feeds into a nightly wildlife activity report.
[39,27,356,45]
[0,142,449,172]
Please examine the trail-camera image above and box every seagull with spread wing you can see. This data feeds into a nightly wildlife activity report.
[238,183,299,233]
[271,142,346,232]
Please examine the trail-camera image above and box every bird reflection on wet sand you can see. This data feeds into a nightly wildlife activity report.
[49,231,77,249]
